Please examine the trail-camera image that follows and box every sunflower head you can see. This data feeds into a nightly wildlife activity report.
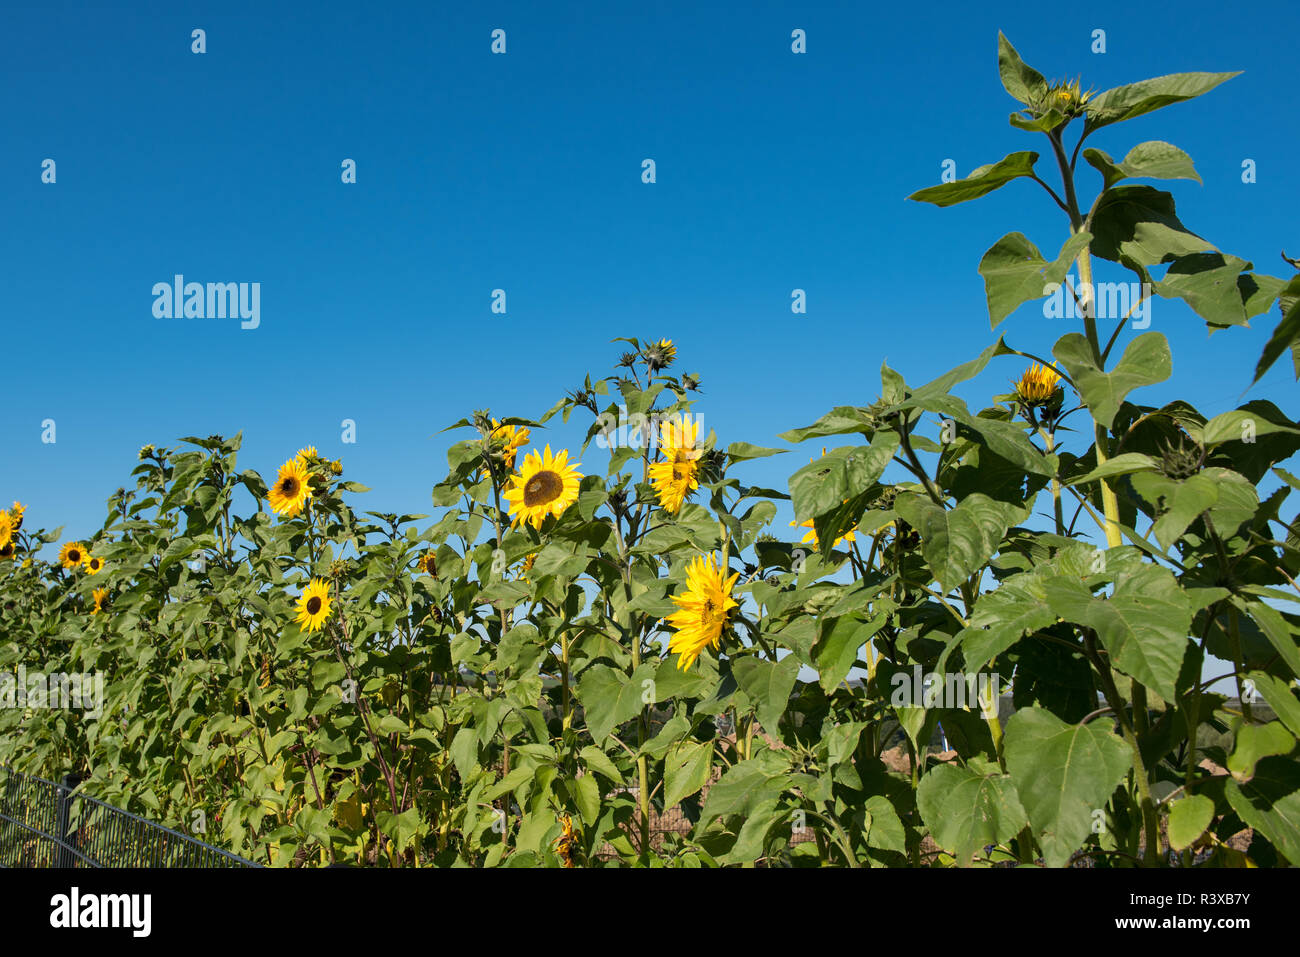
[10,502,24,531]
[663,554,740,670]
[138,444,156,461]
[417,553,438,577]
[295,579,332,633]
[649,457,700,513]
[518,553,537,579]
[643,338,677,371]
[268,458,313,518]
[1034,77,1093,123]
[503,445,583,531]
[91,588,108,616]
[1160,435,1205,480]
[84,555,104,575]
[59,542,85,570]
[488,419,531,472]
[295,446,319,466]
[0,512,11,550]
[554,813,579,868]
[0,541,15,561]
[1014,362,1064,407]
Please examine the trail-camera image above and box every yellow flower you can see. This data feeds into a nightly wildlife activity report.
[518,553,537,579]
[59,542,86,570]
[10,502,24,531]
[417,553,438,576]
[503,446,582,531]
[295,446,319,466]
[649,415,703,512]
[91,588,107,615]
[663,554,740,670]
[0,511,11,550]
[295,579,332,633]
[650,457,700,513]
[83,554,105,575]
[268,458,313,518]
[554,813,579,868]
[490,420,531,472]
[1014,362,1064,405]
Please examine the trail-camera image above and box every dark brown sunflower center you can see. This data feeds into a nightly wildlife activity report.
[306,596,322,615]
[523,470,563,507]
[68,550,80,563]
[280,478,297,494]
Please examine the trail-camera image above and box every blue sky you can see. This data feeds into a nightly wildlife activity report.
[3,0,1297,555]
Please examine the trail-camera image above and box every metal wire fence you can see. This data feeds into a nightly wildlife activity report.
[0,765,258,868]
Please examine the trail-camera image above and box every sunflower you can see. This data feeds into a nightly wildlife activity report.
[650,416,702,512]
[1014,362,1064,406]
[90,588,107,615]
[417,553,438,576]
[650,457,700,513]
[295,445,319,466]
[83,554,105,575]
[10,502,24,530]
[663,554,740,670]
[489,420,531,472]
[295,579,332,633]
[554,814,579,868]
[0,511,11,550]
[517,552,537,580]
[268,458,313,518]
[644,338,677,371]
[59,542,86,570]
[504,446,582,530]
[0,541,14,561]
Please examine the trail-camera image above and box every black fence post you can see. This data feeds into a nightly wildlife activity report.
[55,773,82,868]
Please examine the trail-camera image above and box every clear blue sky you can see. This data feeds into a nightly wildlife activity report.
[3,0,1297,548]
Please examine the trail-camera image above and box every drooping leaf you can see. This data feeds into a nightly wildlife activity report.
[1082,141,1200,190]
[1003,707,1132,868]
[1166,794,1215,852]
[1088,186,1215,268]
[1053,331,1171,430]
[894,493,1026,593]
[917,759,1029,865]
[663,739,715,808]
[979,232,1092,327]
